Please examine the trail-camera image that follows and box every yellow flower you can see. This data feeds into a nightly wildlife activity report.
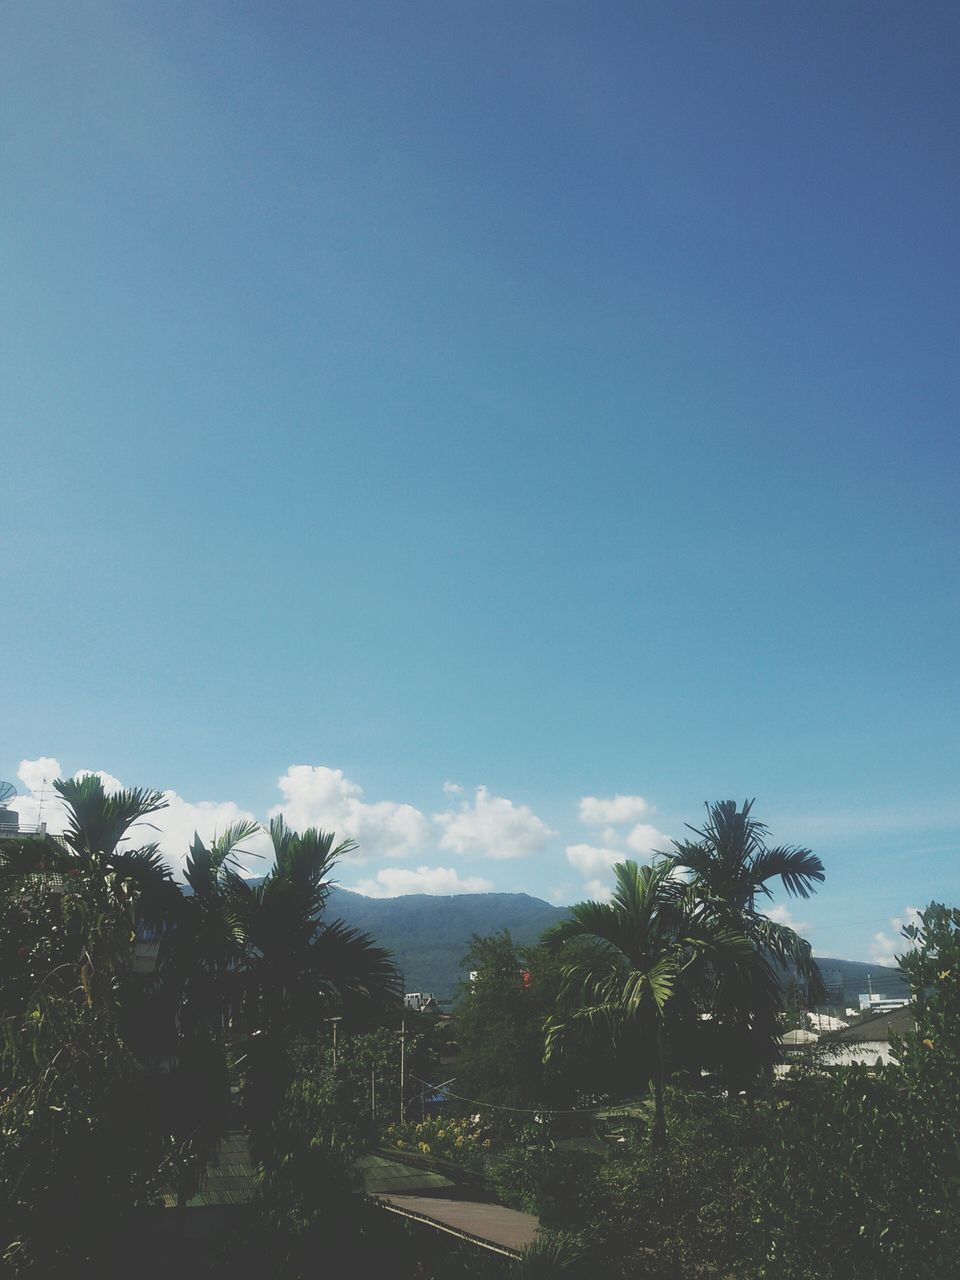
[923,1038,935,1049]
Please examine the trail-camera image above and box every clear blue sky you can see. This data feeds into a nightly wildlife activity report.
[3,2,957,967]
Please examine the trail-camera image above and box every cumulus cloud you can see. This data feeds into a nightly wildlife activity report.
[579,794,653,827]
[766,903,811,933]
[584,878,614,902]
[270,765,430,861]
[442,780,464,795]
[10,757,268,878]
[870,906,922,968]
[566,842,623,877]
[10,758,68,833]
[352,865,494,898]
[150,793,269,877]
[434,785,555,859]
[624,822,671,858]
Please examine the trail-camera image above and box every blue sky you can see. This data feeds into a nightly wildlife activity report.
[2,2,957,967]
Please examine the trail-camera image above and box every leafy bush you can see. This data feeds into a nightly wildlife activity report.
[383,1114,490,1169]
[755,903,960,1279]
[538,1093,761,1278]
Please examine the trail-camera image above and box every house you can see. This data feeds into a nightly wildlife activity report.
[404,991,441,1015]
[806,1011,849,1033]
[821,1006,915,1068]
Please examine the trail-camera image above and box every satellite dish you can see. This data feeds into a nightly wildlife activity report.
[0,781,16,807]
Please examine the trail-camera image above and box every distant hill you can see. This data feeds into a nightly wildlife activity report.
[326,888,564,1000]
[808,956,909,1006]
[324,888,908,1006]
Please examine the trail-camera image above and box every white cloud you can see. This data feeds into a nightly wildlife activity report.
[75,768,125,794]
[624,822,671,858]
[579,794,653,827]
[353,865,494,898]
[869,933,899,968]
[584,878,614,902]
[434,785,554,859]
[442,780,464,795]
[270,765,430,861]
[869,906,922,968]
[566,842,623,877]
[9,756,268,878]
[150,792,270,877]
[766,903,811,933]
[10,758,68,833]
[16,757,63,797]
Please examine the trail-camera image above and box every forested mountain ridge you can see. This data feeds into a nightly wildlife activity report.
[324,888,908,1004]
[326,888,563,998]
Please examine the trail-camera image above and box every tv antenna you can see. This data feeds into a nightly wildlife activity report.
[0,781,16,807]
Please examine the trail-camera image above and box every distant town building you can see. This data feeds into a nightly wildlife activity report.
[806,1010,848,1033]
[858,992,909,1014]
[823,1006,914,1068]
[404,991,441,1015]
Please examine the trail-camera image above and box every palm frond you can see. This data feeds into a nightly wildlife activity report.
[749,844,825,900]
[55,774,168,859]
[305,919,401,1006]
[211,819,264,866]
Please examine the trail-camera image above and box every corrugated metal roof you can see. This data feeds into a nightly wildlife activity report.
[828,1006,915,1043]
[162,1133,258,1209]
[356,1154,455,1196]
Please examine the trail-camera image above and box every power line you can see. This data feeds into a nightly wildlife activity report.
[407,1074,644,1118]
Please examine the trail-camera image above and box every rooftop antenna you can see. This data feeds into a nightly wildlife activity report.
[36,776,48,831]
[0,780,16,808]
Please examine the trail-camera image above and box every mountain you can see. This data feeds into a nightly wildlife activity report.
[326,888,564,1000]
[325,888,909,1007]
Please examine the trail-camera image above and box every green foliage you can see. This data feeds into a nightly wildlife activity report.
[514,1231,587,1277]
[756,902,960,1279]
[0,777,402,1275]
[453,931,624,1141]
[543,859,755,1143]
[531,1092,762,1279]
[666,799,826,1093]
[485,1131,552,1213]
[384,1114,490,1168]
[0,783,194,1275]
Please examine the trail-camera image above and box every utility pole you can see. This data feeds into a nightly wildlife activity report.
[325,1015,342,1070]
[399,1018,406,1125]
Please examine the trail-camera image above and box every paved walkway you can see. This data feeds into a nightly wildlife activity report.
[375,1193,541,1257]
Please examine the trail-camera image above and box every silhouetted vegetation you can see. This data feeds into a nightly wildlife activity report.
[2,789,956,1278]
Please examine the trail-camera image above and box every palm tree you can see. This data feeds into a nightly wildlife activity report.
[665,799,825,1089]
[220,816,400,1160]
[0,774,181,1003]
[542,859,750,1144]
[223,816,399,1035]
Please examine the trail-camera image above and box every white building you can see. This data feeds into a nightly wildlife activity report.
[822,1007,914,1068]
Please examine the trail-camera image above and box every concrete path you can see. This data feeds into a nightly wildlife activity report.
[375,1193,541,1257]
